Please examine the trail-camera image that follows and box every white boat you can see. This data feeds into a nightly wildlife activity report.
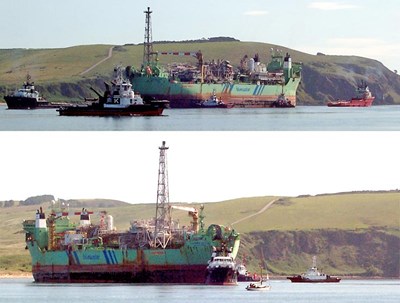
[245,268,271,291]
[194,90,233,108]
[245,281,271,291]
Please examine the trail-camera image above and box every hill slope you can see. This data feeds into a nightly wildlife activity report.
[1,41,399,104]
[1,191,399,277]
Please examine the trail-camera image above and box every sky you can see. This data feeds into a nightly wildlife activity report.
[0,132,398,204]
[0,0,399,71]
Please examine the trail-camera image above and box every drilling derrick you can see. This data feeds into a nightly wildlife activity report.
[143,7,154,66]
[153,141,172,248]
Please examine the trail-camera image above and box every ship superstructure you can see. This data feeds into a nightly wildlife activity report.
[129,7,302,108]
[23,141,240,283]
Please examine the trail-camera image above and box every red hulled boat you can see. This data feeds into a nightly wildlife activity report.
[327,81,374,107]
[287,256,341,283]
[58,66,168,117]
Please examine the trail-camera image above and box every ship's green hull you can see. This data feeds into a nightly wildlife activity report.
[27,238,239,283]
[131,76,301,108]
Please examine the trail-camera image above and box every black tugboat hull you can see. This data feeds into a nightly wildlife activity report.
[287,275,341,283]
[205,267,238,285]
[5,96,38,109]
[58,104,165,116]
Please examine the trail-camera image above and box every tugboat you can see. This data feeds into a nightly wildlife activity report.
[270,93,295,108]
[287,256,341,283]
[4,73,53,109]
[205,245,238,285]
[327,81,375,107]
[58,66,169,116]
[194,90,233,108]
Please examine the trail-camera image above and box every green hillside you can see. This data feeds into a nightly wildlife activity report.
[231,192,400,232]
[1,41,399,104]
[1,191,399,277]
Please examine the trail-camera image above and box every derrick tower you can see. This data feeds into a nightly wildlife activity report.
[143,7,154,65]
[153,141,172,248]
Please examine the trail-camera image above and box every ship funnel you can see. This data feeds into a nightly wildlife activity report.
[106,215,114,231]
[75,208,92,227]
[283,53,293,81]
[248,58,255,72]
[35,207,46,228]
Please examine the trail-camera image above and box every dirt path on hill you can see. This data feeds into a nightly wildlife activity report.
[231,198,278,226]
[79,46,114,76]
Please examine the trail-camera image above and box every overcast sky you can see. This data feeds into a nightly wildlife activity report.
[0,0,399,71]
[0,132,397,203]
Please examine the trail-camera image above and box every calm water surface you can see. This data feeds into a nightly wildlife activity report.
[0,279,398,303]
[1,105,400,131]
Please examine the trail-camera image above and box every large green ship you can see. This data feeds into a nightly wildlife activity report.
[130,8,302,108]
[23,142,240,283]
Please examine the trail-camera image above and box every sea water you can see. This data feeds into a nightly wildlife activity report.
[0,278,398,303]
[1,105,400,131]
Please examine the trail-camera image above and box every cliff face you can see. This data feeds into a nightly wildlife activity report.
[298,57,400,105]
[240,229,400,277]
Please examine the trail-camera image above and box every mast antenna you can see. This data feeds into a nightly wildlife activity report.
[143,7,154,65]
[153,141,172,248]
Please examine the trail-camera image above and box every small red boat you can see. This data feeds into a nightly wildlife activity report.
[287,256,341,283]
[327,81,374,107]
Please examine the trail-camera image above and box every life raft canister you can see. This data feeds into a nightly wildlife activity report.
[146,66,152,75]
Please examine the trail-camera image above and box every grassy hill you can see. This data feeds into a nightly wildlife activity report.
[1,191,399,277]
[1,41,399,104]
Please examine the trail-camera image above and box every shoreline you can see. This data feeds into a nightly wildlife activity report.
[1,272,398,280]
[0,272,33,279]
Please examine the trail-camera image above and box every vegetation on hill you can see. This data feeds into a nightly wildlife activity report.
[19,195,54,206]
[0,191,398,277]
[1,40,399,104]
